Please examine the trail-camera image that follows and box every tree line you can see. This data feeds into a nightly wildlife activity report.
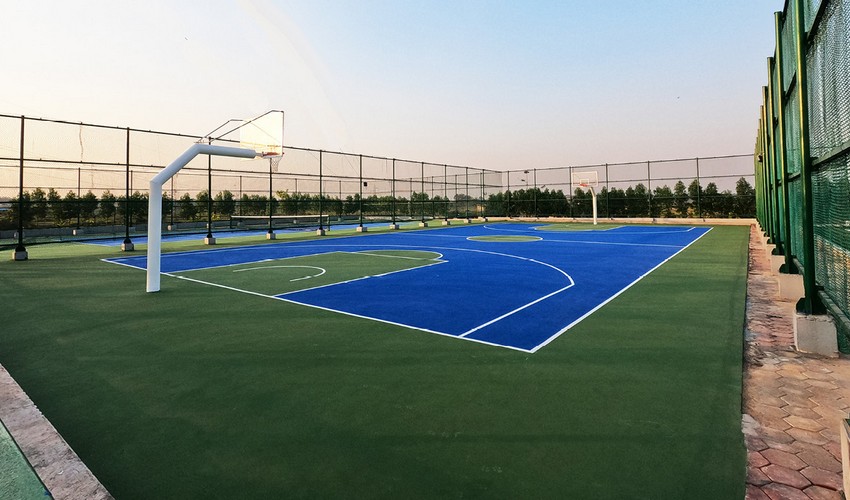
[0,177,756,230]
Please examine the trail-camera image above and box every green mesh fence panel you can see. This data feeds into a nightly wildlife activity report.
[813,153,850,314]
[785,86,802,176]
[804,0,823,31]
[781,5,798,93]
[789,178,804,263]
[808,0,850,158]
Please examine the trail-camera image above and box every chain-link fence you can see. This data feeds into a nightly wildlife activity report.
[756,0,850,352]
[1,113,754,250]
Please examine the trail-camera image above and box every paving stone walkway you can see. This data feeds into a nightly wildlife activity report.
[744,224,849,500]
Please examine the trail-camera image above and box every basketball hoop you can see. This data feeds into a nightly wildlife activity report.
[262,151,283,173]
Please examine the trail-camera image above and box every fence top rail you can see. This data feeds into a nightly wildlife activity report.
[0,112,497,176]
[528,153,754,174]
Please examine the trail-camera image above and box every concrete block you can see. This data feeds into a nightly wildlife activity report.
[770,254,785,272]
[841,419,849,497]
[442,220,451,226]
[793,312,839,357]
[777,273,804,300]
[478,217,488,222]
[463,219,471,224]
[266,232,276,240]
[120,242,134,252]
[419,222,429,228]
[316,228,326,236]
[204,236,216,245]
[388,224,399,230]
[356,226,368,232]
[764,244,776,262]
[12,250,28,261]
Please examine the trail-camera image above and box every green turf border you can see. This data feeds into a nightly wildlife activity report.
[0,224,748,498]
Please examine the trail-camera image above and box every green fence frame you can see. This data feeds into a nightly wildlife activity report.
[755,0,850,352]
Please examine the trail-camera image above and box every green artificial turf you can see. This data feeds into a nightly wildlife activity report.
[0,421,50,499]
[0,225,749,499]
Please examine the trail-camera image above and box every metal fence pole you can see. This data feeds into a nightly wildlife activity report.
[319,151,324,232]
[420,162,425,223]
[773,14,796,273]
[647,161,652,217]
[391,158,396,224]
[122,128,133,251]
[465,167,470,219]
[695,157,702,219]
[793,0,823,314]
[359,155,364,228]
[605,163,610,218]
[506,170,511,218]
[444,164,449,222]
[206,140,214,242]
[14,116,27,260]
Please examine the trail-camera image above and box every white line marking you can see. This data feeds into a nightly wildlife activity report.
[355,250,444,261]
[233,265,327,282]
[466,235,543,242]
[528,227,713,353]
[459,282,574,337]
[164,271,535,353]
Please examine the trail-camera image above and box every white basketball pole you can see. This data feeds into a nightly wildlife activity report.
[147,144,256,292]
[589,187,598,225]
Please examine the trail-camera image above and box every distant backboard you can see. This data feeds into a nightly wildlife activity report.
[239,110,284,157]
[571,170,598,190]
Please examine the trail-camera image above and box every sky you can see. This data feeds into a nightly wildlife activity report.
[0,0,784,171]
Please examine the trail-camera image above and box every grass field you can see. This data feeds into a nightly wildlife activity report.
[0,222,749,499]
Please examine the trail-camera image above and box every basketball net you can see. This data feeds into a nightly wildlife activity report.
[264,152,283,173]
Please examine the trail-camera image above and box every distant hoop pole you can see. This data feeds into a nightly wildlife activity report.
[146,144,257,292]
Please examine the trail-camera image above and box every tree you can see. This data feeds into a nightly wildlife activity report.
[62,191,79,225]
[688,179,702,217]
[735,177,756,217]
[99,190,117,224]
[673,181,688,217]
[704,182,719,216]
[80,191,99,222]
[215,190,236,217]
[30,187,48,221]
[178,193,197,221]
[653,185,674,218]
[47,188,62,225]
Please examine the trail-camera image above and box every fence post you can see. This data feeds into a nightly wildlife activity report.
[444,164,449,222]
[758,101,773,238]
[605,163,610,218]
[391,158,396,226]
[319,151,325,233]
[774,12,796,272]
[14,116,27,260]
[359,155,364,229]
[793,0,824,314]
[695,157,702,219]
[646,161,652,218]
[122,128,134,251]
[506,170,511,218]
[206,139,214,244]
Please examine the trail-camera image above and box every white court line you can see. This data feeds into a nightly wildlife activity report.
[233,265,327,282]
[355,250,445,260]
[459,282,574,338]
[528,226,713,353]
[164,271,535,353]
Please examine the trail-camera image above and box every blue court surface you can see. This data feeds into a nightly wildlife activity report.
[105,223,710,352]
